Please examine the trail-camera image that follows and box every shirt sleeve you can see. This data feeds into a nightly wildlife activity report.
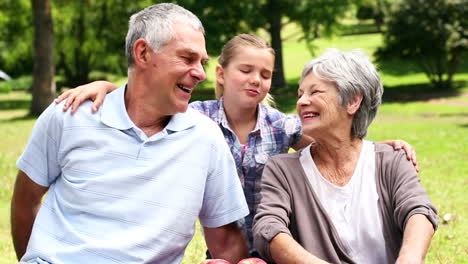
[199,123,249,228]
[253,157,293,261]
[16,102,63,187]
[388,149,439,232]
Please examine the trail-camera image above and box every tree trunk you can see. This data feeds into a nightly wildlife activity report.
[267,0,287,91]
[31,0,55,116]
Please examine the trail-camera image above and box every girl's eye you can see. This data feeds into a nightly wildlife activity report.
[262,73,272,79]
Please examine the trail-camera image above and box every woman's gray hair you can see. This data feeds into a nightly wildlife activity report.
[125,3,204,66]
[300,49,383,139]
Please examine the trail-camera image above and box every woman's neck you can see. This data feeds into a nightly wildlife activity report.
[311,134,363,186]
[223,98,258,144]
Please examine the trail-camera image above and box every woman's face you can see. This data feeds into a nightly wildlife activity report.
[217,47,274,108]
[296,72,349,136]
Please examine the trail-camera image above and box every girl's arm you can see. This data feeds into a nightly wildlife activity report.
[55,80,118,113]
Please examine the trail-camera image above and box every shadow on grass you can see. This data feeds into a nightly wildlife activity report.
[458,124,468,128]
[0,113,36,123]
[383,81,467,102]
[272,77,467,112]
[0,99,30,110]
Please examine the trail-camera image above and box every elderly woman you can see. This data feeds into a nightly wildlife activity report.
[252,49,438,264]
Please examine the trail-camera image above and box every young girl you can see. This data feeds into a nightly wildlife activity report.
[55,34,417,257]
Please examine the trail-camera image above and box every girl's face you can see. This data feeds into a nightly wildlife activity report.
[217,46,274,108]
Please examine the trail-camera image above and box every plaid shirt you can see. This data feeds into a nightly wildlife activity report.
[190,98,302,251]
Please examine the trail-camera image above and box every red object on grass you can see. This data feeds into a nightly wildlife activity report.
[237,257,268,264]
[200,259,232,264]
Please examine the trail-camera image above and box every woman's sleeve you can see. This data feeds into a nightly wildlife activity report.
[253,157,293,261]
[390,150,439,232]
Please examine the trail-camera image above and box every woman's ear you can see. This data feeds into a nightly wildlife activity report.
[133,39,151,68]
[215,65,225,85]
[347,94,363,115]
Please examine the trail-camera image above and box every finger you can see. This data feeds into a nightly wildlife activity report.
[392,140,402,150]
[55,90,72,104]
[92,93,104,113]
[63,93,78,112]
[412,149,418,166]
[71,95,85,114]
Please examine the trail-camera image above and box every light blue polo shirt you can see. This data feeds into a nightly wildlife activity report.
[17,84,249,264]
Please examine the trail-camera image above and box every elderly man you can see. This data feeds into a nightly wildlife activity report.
[11,3,249,264]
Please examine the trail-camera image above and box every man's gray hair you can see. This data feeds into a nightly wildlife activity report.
[125,3,204,66]
[300,49,383,139]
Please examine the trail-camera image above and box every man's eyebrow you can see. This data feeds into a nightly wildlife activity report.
[182,49,210,64]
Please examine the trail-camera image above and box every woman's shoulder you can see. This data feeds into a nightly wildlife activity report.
[267,151,301,165]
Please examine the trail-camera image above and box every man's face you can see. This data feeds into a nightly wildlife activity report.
[146,22,208,115]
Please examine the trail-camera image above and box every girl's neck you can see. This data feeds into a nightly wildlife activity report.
[223,98,258,144]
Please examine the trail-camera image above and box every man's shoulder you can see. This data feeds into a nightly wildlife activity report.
[185,107,219,128]
[54,100,102,126]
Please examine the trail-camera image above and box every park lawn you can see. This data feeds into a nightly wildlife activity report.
[1,31,467,263]
[1,92,466,264]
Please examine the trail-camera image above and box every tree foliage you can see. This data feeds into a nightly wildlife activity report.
[53,0,153,87]
[356,0,387,31]
[377,0,467,89]
[0,0,33,77]
[0,0,355,90]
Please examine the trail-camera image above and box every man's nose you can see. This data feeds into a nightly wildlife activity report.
[191,63,206,83]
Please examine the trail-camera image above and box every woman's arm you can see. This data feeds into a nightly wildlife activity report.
[270,233,329,264]
[54,80,118,113]
[253,159,329,263]
[395,214,435,264]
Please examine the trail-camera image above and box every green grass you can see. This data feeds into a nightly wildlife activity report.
[1,30,467,263]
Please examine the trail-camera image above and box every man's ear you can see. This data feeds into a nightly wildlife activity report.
[133,39,151,68]
[347,94,363,115]
[215,65,225,85]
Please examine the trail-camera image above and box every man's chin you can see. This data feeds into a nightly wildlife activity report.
[175,103,189,113]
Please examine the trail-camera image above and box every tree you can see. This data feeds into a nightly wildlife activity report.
[248,0,351,90]
[30,0,55,115]
[377,0,467,89]
[179,0,351,91]
[53,0,148,87]
[356,0,388,31]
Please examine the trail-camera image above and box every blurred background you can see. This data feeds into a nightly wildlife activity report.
[0,0,466,263]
